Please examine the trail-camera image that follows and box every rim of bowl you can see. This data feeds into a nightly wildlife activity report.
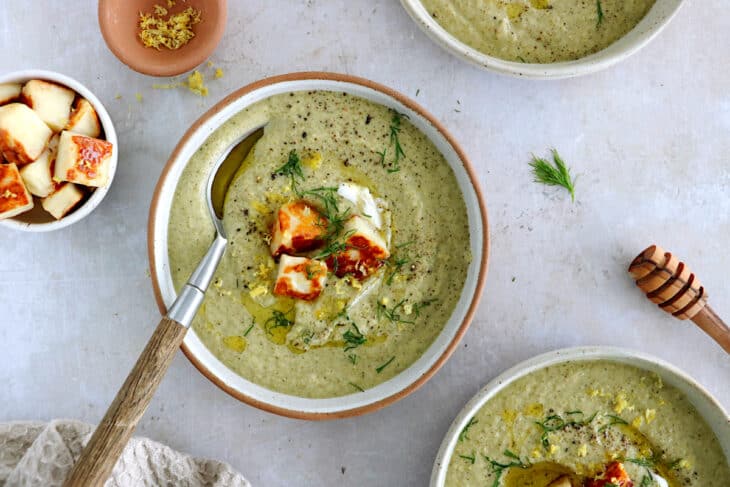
[400,0,685,79]
[430,346,730,486]
[148,71,490,419]
[0,69,119,232]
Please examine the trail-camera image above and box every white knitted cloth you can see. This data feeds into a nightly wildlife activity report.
[0,420,250,487]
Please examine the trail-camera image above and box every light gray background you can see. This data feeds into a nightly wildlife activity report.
[1,1,728,485]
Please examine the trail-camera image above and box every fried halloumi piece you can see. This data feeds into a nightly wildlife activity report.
[0,83,22,105]
[586,462,633,487]
[0,163,34,219]
[270,201,328,257]
[65,98,101,138]
[0,103,52,165]
[273,254,328,301]
[54,131,113,187]
[326,215,390,279]
[21,79,75,132]
[41,182,84,220]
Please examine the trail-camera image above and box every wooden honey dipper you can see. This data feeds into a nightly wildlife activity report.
[629,245,730,354]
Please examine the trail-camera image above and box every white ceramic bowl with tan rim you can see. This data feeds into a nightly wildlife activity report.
[400,0,685,79]
[430,346,730,486]
[148,72,489,419]
[0,69,118,232]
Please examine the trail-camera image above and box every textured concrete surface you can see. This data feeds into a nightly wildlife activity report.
[0,1,728,485]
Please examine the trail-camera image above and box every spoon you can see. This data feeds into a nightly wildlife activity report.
[628,244,730,354]
[63,127,264,487]
[98,0,227,77]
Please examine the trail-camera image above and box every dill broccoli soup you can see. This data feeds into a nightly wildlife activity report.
[168,91,471,398]
[420,0,656,63]
[447,360,729,487]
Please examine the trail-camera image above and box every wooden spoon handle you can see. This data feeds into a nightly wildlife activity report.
[63,317,187,487]
[692,305,730,354]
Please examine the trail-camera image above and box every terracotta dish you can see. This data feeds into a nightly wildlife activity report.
[148,72,489,419]
[98,0,227,77]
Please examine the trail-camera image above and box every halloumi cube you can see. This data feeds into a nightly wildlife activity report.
[273,255,328,301]
[65,98,101,138]
[0,163,34,219]
[586,462,632,487]
[0,83,22,105]
[270,201,328,257]
[327,215,390,279]
[54,131,113,187]
[41,183,84,220]
[19,146,55,197]
[21,79,75,132]
[0,103,52,164]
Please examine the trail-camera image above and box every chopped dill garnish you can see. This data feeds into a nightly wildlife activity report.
[377,299,414,324]
[348,382,365,392]
[243,323,254,336]
[301,186,352,259]
[412,298,436,317]
[343,323,366,351]
[385,253,411,285]
[484,450,530,487]
[459,417,478,442]
[596,0,604,26]
[598,414,628,432]
[264,309,294,335]
[380,112,407,173]
[459,452,476,464]
[517,56,527,63]
[347,353,358,364]
[273,150,304,193]
[535,411,597,449]
[375,356,395,373]
[639,475,653,487]
[530,149,576,202]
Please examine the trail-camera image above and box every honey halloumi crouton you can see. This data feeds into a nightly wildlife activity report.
[270,201,328,257]
[0,103,52,165]
[19,145,56,197]
[41,183,84,220]
[65,98,101,138]
[21,79,75,132]
[273,255,328,301]
[0,83,22,105]
[585,462,632,487]
[326,215,390,279]
[0,163,34,219]
[54,130,113,187]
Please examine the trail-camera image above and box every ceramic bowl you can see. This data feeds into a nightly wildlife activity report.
[148,72,489,419]
[431,346,730,485]
[400,0,685,79]
[98,0,227,77]
[0,69,118,232]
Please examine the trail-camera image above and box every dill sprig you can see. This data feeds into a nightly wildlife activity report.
[343,323,366,351]
[377,299,414,325]
[596,0,604,26]
[348,382,365,392]
[385,241,414,286]
[264,309,294,335]
[375,356,395,373]
[273,150,304,193]
[243,323,254,336]
[459,452,476,464]
[347,353,358,364]
[459,417,478,442]
[535,411,597,449]
[379,112,408,173]
[301,186,353,260]
[484,450,529,487]
[598,414,628,432]
[530,149,576,202]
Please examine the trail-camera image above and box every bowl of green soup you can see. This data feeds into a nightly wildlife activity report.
[432,347,729,487]
[401,0,685,79]
[148,72,489,419]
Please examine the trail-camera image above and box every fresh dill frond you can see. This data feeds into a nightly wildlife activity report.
[264,309,294,335]
[347,353,359,364]
[484,450,530,487]
[459,452,476,464]
[385,250,411,286]
[375,356,395,373]
[273,150,304,193]
[379,111,408,173]
[598,414,628,432]
[530,149,576,201]
[243,323,254,336]
[535,411,597,449]
[301,186,352,255]
[348,382,365,392]
[459,417,478,442]
[596,0,604,26]
[377,299,415,325]
[342,323,366,351]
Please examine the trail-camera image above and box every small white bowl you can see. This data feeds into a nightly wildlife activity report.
[400,0,685,79]
[0,69,118,232]
[149,72,489,419]
[431,346,730,485]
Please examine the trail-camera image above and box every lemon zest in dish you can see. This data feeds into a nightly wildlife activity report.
[138,5,201,50]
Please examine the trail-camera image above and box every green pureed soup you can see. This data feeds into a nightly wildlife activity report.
[420,0,657,63]
[446,361,729,487]
[167,91,470,398]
